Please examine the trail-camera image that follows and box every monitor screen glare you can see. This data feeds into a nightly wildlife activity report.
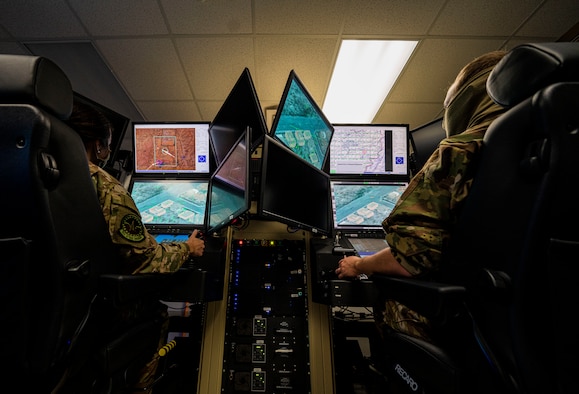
[328,124,409,177]
[133,122,210,174]
[207,130,250,234]
[259,135,331,235]
[271,70,334,170]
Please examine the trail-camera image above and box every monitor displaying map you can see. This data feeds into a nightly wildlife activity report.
[270,70,334,170]
[129,178,209,229]
[331,180,408,231]
[327,124,409,179]
[132,122,211,174]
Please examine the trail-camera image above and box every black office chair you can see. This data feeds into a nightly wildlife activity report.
[0,54,173,393]
[371,42,579,394]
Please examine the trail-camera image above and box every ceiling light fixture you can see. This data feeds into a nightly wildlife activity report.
[323,39,418,123]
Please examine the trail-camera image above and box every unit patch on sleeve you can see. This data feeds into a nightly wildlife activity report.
[119,213,146,242]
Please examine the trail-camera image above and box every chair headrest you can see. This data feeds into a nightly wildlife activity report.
[487,42,579,108]
[0,54,73,120]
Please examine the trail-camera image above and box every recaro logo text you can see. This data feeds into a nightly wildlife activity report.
[394,363,419,392]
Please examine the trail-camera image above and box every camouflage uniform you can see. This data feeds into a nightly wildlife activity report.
[89,162,189,391]
[377,66,507,343]
[89,162,189,274]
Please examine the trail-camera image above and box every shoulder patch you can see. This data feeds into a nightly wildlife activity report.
[119,213,146,242]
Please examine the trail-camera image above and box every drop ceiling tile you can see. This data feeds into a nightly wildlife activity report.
[255,36,337,103]
[136,100,200,121]
[254,0,347,34]
[342,0,445,36]
[162,0,253,34]
[516,0,579,38]
[175,36,255,101]
[197,100,227,123]
[96,38,193,101]
[69,0,168,35]
[0,0,85,38]
[430,0,543,36]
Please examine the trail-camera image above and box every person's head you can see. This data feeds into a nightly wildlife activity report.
[67,100,114,167]
[444,50,507,108]
[443,50,508,136]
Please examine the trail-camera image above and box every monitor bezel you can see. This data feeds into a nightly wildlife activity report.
[208,67,268,166]
[270,70,334,171]
[128,177,210,232]
[258,135,331,236]
[131,121,213,176]
[409,117,445,174]
[205,129,251,235]
[326,123,411,181]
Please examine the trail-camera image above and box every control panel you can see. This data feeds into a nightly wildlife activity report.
[221,239,311,393]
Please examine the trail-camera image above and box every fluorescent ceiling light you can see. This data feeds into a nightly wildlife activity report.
[323,40,418,123]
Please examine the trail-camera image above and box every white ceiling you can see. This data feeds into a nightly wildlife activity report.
[0,0,577,150]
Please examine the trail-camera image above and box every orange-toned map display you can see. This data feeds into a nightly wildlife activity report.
[133,124,210,174]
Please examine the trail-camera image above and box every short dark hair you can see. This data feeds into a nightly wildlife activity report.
[67,100,113,147]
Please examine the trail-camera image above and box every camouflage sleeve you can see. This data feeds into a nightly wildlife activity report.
[384,133,483,277]
[133,241,190,274]
[101,179,190,274]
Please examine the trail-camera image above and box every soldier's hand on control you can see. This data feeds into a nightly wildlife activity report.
[186,229,205,257]
[336,255,362,279]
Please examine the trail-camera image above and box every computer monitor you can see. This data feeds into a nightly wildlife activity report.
[132,121,211,175]
[409,117,445,173]
[330,180,408,232]
[327,123,410,180]
[206,129,250,234]
[129,178,209,233]
[258,135,331,235]
[270,70,334,171]
[209,68,267,165]
[73,92,129,166]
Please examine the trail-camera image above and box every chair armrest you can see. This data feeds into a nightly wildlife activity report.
[99,273,173,305]
[371,275,466,326]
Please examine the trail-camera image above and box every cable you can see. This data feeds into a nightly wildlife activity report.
[158,340,177,357]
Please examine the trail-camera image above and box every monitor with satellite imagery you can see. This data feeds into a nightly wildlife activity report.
[270,70,334,171]
[132,121,211,175]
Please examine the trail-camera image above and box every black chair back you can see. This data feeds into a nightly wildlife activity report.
[0,54,117,390]
[373,42,579,394]
[448,42,579,393]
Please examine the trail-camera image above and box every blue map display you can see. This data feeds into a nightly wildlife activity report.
[131,180,208,226]
[332,183,407,227]
[208,182,245,231]
[273,76,333,169]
